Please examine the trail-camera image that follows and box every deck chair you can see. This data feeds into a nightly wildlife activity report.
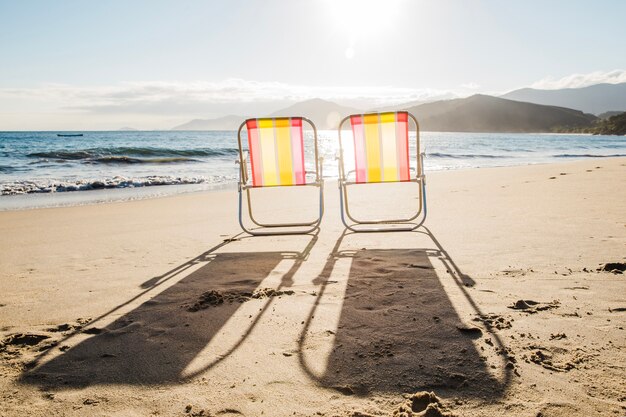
[337,111,426,232]
[237,117,324,235]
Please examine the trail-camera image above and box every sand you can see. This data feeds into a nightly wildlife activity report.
[0,157,625,417]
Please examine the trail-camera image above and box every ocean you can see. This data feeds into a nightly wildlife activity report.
[1,130,625,210]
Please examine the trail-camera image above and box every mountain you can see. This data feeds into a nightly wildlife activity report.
[266,95,597,132]
[170,95,600,133]
[269,98,360,130]
[118,127,138,131]
[501,83,626,115]
[598,111,624,119]
[171,99,359,130]
[171,115,245,131]
[376,93,459,112]
[406,94,597,133]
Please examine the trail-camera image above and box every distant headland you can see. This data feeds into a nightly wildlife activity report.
[171,83,626,134]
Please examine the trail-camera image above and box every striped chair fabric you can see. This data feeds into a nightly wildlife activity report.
[245,118,306,187]
[350,111,411,183]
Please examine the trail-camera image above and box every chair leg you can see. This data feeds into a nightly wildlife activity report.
[238,184,324,236]
[238,184,255,235]
[338,180,427,233]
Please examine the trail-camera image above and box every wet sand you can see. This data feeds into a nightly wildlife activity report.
[1,158,625,416]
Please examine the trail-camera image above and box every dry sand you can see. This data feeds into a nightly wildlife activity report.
[1,158,625,417]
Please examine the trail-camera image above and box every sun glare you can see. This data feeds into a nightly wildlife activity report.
[328,0,403,39]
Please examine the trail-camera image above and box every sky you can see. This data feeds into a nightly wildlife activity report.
[1,0,625,130]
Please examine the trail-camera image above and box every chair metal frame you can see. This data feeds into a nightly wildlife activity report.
[237,117,324,236]
[337,111,427,232]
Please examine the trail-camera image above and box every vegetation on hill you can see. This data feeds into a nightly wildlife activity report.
[598,111,623,119]
[552,112,626,135]
[404,94,597,133]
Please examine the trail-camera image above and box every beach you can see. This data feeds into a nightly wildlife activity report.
[1,157,625,416]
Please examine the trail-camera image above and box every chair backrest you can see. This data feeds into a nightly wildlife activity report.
[243,117,308,187]
[347,111,413,183]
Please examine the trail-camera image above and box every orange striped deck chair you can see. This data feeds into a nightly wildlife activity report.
[337,111,427,232]
[237,117,323,235]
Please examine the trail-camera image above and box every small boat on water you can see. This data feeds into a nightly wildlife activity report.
[57,133,84,137]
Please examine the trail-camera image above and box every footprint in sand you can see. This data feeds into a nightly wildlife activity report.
[597,262,626,274]
[508,299,560,313]
[0,333,56,356]
[455,324,483,339]
[524,345,588,372]
[473,313,512,330]
[47,323,83,333]
[82,327,104,335]
[185,288,295,312]
[407,263,434,270]
[215,408,244,415]
[1,333,50,348]
[392,391,453,417]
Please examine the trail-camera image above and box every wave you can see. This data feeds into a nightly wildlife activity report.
[27,146,240,160]
[90,156,199,164]
[0,176,210,196]
[0,165,15,173]
[553,153,626,158]
[28,150,92,160]
[428,152,506,159]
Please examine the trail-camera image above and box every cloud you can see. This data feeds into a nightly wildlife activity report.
[0,79,460,116]
[0,79,467,129]
[530,69,626,90]
[461,82,480,90]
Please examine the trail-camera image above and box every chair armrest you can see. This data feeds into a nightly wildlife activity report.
[236,152,249,184]
[418,152,426,182]
[343,169,356,182]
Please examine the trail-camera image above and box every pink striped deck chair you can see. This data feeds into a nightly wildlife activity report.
[237,117,323,235]
[337,111,427,232]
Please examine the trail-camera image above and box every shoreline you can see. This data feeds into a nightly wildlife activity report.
[0,181,238,212]
[1,155,625,212]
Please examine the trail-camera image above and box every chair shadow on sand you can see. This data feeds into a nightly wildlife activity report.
[298,228,512,400]
[20,227,511,401]
[19,234,317,388]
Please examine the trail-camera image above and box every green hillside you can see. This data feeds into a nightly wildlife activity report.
[553,112,626,135]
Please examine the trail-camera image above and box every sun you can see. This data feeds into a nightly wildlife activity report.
[327,0,403,40]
